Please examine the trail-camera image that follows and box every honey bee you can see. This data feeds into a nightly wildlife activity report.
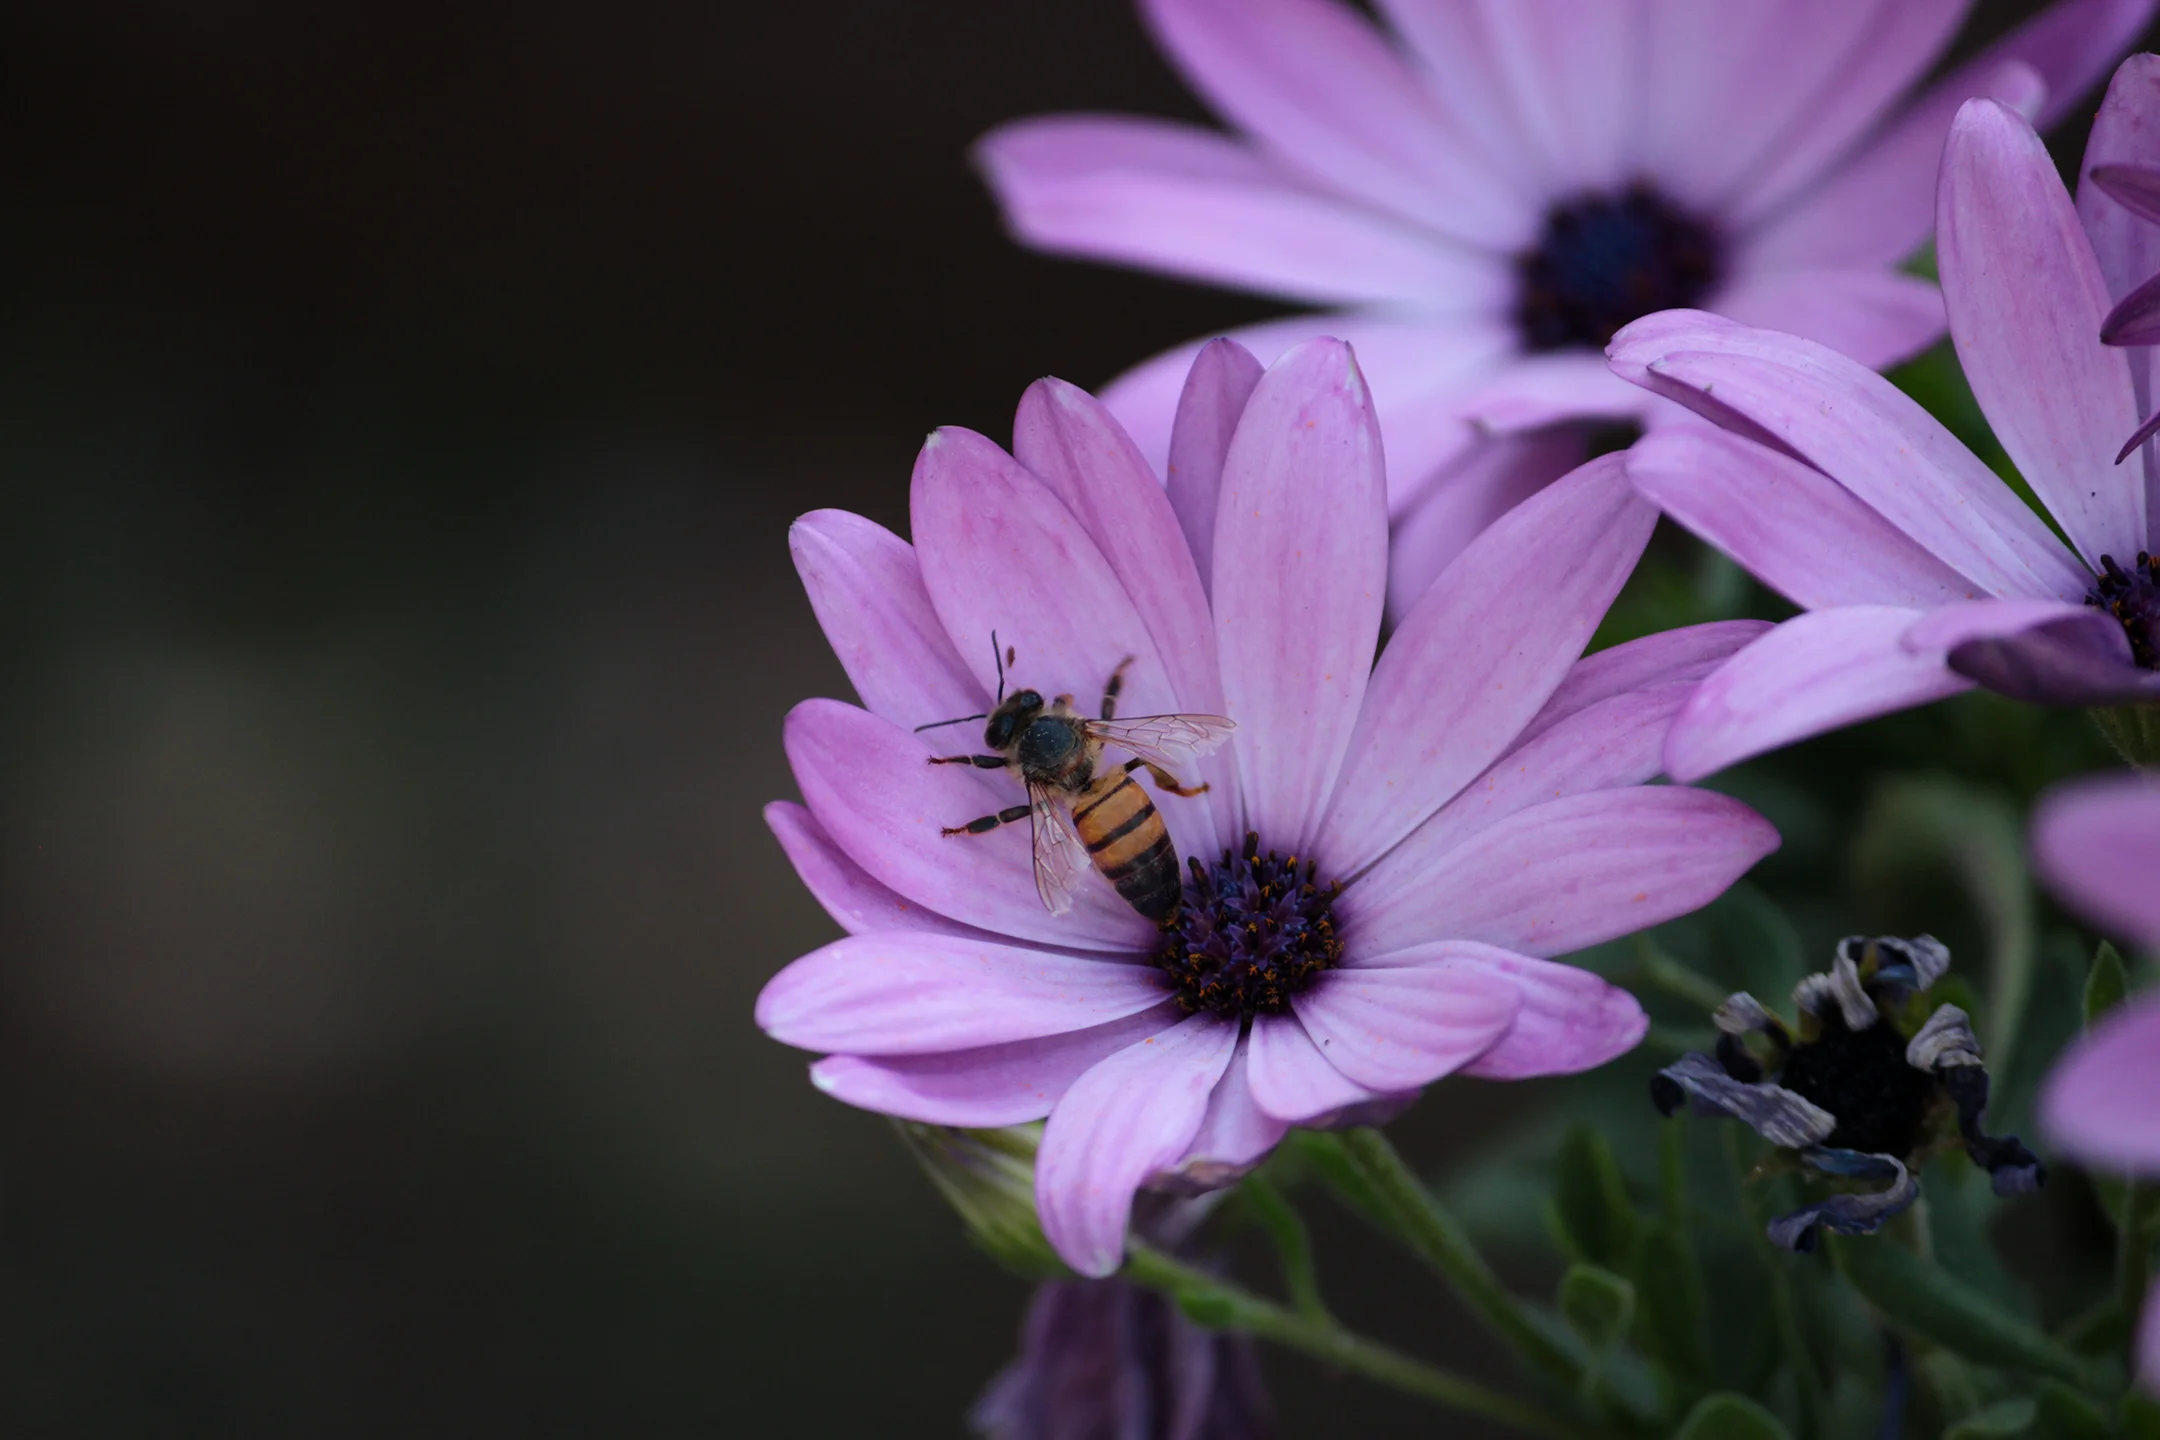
[917,638,1234,922]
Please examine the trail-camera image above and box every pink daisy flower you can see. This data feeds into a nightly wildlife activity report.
[755,337,1779,1276]
[2032,775,2160,1389]
[978,0,2151,607]
[1610,92,2160,781]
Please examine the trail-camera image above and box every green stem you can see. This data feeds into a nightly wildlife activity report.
[1335,1128,1584,1391]
[1631,938,1732,1013]
[1240,1172,1328,1323]
[2120,1183,2157,1347]
[1724,1126,1826,1439]
[1659,1122,1685,1230]
[1122,1242,1595,1440]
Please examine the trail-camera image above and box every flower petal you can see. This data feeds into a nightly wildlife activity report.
[1290,954,1521,1093]
[1710,268,1946,373]
[1100,311,1514,503]
[2078,55,2160,512]
[1316,454,1657,878]
[1902,596,2120,652]
[2093,162,2160,228]
[2033,776,2160,950]
[2081,57,2160,300]
[1012,378,1225,718]
[1357,671,1729,894]
[1340,787,1778,960]
[1518,620,1776,747]
[1385,429,1584,626]
[786,698,1154,950]
[1141,0,1534,247]
[1459,353,1655,438]
[1465,0,1638,194]
[1630,0,1886,210]
[1037,1013,1241,1276]
[2101,268,2160,344]
[1608,312,2089,600]
[807,1003,1182,1126]
[1162,1041,1287,1190]
[974,114,1507,306]
[1945,619,2160,708]
[766,800,988,940]
[1244,1009,1382,1124]
[790,509,986,728]
[1940,98,2147,571]
[1984,0,2160,132]
[1735,58,2043,270]
[1627,424,1980,609]
[1447,948,1648,1080]
[756,932,1169,1057]
[1212,338,1388,853]
[2040,992,2160,1170]
[1165,338,1265,600]
[910,426,1217,868]
[1660,606,1973,781]
[1013,377,1235,850]
[1721,0,1967,225]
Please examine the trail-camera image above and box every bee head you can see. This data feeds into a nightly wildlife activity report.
[985,689,1043,750]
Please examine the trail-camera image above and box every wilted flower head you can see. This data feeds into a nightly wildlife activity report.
[2033,776,2160,1386]
[757,338,1779,1275]
[1613,91,2160,779]
[1653,935,2043,1252]
[978,0,2150,609]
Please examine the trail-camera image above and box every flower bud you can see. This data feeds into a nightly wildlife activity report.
[898,1122,1069,1280]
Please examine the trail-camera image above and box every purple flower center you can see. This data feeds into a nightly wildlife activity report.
[1514,184,1722,353]
[2088,551,2160,669]
[1155,832,1343,1019]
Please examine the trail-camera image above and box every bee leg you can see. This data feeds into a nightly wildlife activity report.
[1123,756,1209,798]
[1100,654,1136,720]
[941,803,1032,837]
[927,754,1008,769]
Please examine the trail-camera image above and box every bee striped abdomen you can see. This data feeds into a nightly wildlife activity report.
[1072,771,1180,922]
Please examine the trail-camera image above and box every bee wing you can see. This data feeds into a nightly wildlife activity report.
[1084,713,1237,773]
[1027,778,1086,917]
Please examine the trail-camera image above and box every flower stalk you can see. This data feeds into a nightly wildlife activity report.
[1332,1128,1590,1394]
[1120,1240,1596,1440]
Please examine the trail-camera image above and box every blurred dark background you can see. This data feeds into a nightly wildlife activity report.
[0,2,2127,1435]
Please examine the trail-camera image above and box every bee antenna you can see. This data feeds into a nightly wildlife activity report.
[991,630,1007,704]
[913,712,989,734]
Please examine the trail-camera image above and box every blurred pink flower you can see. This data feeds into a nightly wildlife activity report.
[2033,775,2160,1388]
[977,0,2150,603]
[755,339,1778,1276]
[2087,56,2160,355]
[1611,95,2160,781]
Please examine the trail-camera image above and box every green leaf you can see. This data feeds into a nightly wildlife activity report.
[2030,1380,2109,1440]
[1708,882,1808,1007]
[1944,1398,2035,1438]
[2085,941,2129,1029]
[1830,1237,2092,1384]
[1670,1392,1793,1440]
[2120,1390,2160,1440]
[1849,776,2037,1072]
[1553,1125,1643,1269]
[1635,1223,1711,1384]
[1558,1264,1636,1352]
